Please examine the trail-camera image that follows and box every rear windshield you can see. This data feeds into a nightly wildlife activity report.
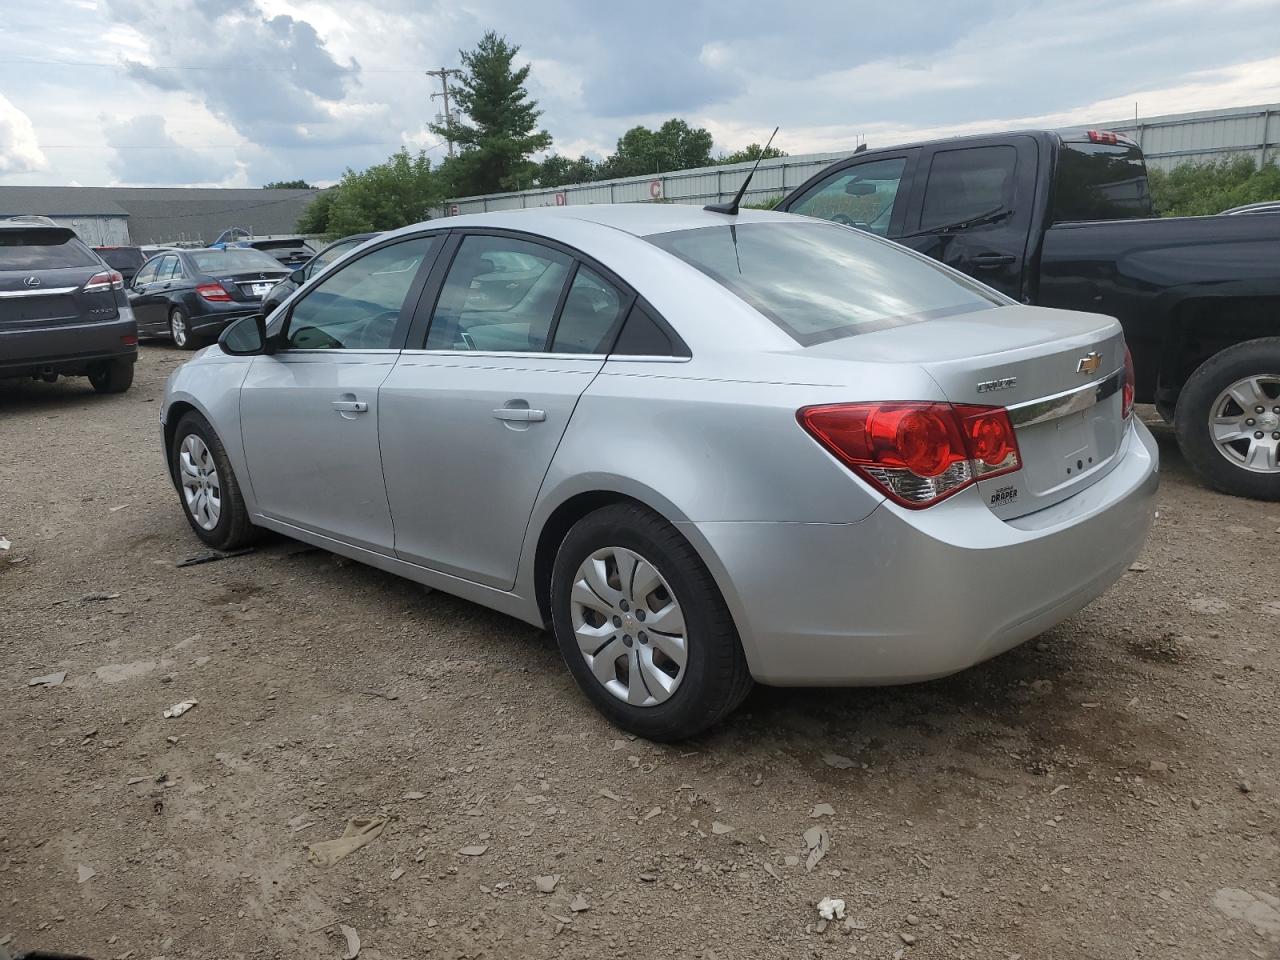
[647,221,1004,345]
[0,230,99,270]
[190,249,287,274]
[249,240,313,255]
[1053,141,1153,222]
[95,247,146,270]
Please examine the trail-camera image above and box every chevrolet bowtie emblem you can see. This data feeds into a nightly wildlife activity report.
[1076,351,1102,375]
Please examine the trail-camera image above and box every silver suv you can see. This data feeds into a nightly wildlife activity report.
[0,216,138,393]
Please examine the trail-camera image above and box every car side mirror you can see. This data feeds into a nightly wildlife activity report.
[219,314,273,356]
[290,267,307,285]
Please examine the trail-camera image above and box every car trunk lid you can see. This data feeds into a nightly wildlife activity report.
[0,264,118,331]
[806,304,1129,518]
[210,269,289,303]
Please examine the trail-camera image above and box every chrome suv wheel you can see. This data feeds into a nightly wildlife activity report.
[1209,374,1280,474]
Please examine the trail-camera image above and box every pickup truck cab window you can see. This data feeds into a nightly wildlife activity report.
[1051,141,1153,222]
[786,156,907,237]
[919,145,1018,232]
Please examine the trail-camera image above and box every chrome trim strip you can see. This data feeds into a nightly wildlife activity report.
[0,286,78,299]
[1006,367,1123,427]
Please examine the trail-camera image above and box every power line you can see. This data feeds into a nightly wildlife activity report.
[37,141,449,152]
[0,56,428,74]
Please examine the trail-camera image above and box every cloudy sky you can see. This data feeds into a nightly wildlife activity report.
[1,0,1278,188]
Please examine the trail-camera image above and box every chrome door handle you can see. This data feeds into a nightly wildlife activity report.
[332,400,368,413]
[492,407,546,422]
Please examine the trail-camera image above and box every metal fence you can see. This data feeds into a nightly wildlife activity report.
[439,102,1280,214]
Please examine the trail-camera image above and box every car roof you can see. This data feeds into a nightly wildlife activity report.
[428,203,796,238]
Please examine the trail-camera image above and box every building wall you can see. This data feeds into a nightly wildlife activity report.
[51,215,131,246]
[441,102,1280,212]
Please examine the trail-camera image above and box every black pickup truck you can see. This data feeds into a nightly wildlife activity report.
[779,129,1280,500]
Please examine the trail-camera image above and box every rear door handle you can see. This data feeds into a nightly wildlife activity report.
[332,400,368,413]
[492,407,546,422]
[973,253,1016,269]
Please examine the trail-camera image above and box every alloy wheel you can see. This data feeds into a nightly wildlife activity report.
[171,310,188,347]
[570,546,688,707]
[178,434,221,530]
[1209,374,1280,474]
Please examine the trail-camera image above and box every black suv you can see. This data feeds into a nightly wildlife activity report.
[0,217,137,393]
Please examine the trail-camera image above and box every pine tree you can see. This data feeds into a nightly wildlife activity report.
[431,32,552,196]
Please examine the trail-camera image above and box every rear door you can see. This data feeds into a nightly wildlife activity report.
[379,231,631,589]
[127,257,163,331]
[238,234,441,551]
[896,136,1039,300]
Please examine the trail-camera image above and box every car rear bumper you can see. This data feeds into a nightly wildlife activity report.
[0,313,138,378]
[682,418,1159,685]
[188,302,261,335]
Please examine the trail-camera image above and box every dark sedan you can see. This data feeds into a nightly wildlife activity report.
[129,248,288,349]
[260,232,379,315]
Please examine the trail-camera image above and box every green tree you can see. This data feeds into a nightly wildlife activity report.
[536,153,598,188]
[264,179,315,189]
[598,119,715,179]
[719,143,787,165]
[1147,156,1280,217]
[296,189,335,235]
[431,32,552,196]
[310,149,442,239]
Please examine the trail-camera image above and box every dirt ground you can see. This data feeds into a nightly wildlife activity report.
[1,346,1277,960]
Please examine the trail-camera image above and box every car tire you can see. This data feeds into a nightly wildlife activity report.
[1174,337,1280,501]
[87,358,134,394]
[170,307,197,350]
[550,502,752,741]
[170,411,260,550]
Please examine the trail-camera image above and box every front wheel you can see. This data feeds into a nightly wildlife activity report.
[170,411,259,550]
[88,358,134,394]
[550,503,752,741]
[1174,337,1280,500]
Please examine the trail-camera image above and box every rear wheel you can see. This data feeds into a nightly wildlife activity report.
[170,307,196,350]
[1175,338,1280,500]
[87,358,134,394]
[550,503,752,741]
[170,411,259,550]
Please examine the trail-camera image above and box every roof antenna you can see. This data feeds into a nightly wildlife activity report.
[705,126,779,216]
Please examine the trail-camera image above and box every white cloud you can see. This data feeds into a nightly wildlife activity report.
[0,95,47,175]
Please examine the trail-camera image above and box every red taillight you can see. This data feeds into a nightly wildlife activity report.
[797,401,1022,508]
[1087,129,1119,145]
[83,270,123,293]
[196,282,233,302]
[121,335,138,346]
[1122,345,1135,419]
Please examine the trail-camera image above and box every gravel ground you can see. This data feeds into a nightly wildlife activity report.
[1,346,1277,960]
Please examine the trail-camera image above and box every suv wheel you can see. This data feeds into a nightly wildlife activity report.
[170,411,259,550]
[170,307,196,350]
[550,503,752,741]
[1175,337,1280,500]
[87,358,134,394]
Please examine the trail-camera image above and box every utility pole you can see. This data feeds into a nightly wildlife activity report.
[426,67,463,156]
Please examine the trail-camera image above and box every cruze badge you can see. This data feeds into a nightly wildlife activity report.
[1076,351,1102,375]
[977,376,1018,394]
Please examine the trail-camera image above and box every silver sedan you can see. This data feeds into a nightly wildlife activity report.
[161,205,1158,740]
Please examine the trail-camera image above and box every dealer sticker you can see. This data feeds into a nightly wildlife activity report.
[989,485,1019,506]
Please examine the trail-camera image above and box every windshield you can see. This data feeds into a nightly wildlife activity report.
[0,230,99,270]
[647,221,1005,345]
[1053,141,1153,222]
[190,249,287,274]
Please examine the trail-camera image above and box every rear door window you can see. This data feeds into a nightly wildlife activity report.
[133,259,160,286]
[550,266,628,354]
[1052,141,1153,221]
[425,235,571,352]
[919,145,1018,231]
[648,220,1003,346]
[156,256,180,281]
[787,157,907,236]
[0,230,99,269]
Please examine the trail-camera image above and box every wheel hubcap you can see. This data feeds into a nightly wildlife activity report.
[178,435,221,530]
[1209,374,1280,474]
[570,546,687,707]
[171,312,187,346]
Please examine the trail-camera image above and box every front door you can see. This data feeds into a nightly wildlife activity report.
[380,233,631,589]
[238,235,440,552]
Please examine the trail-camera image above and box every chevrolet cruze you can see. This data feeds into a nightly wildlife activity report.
[160,205,1158,740]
